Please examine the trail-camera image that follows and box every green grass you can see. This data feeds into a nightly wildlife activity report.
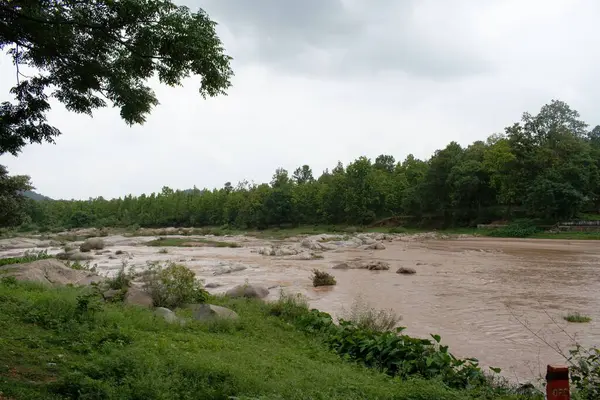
[564,313,592,323]
[0,281,534,400]
[0,251,53,267]
[146,238,240,248]
[529,231,600,240]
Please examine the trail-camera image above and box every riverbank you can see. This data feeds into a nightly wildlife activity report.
[0,279,536,400]
[4,224,600,241]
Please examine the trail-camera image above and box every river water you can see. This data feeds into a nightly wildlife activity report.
[1,233,599,383]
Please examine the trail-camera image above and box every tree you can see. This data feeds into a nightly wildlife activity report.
[374,154,395,173]
[0,165,33,227]
[0,0,233,155]
[292,165,314,184]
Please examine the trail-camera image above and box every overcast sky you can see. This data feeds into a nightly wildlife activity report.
[1,0,599,200]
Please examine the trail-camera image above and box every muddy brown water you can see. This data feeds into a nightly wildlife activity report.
[1,234,599,382]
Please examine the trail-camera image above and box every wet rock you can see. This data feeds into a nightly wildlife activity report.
[154,307,180,324]
[260,246,301,256]
[286,252,321,260]
[115,250,125,255]
[57,250,94,261]
[191,304,239,322]
[212,265,247,276]
[80,238,105,252]
[396,267,416,275]
[108,255,117,260]
[363,261,390,270]
[226,284,269,299]
[300,239,333,251]
[0,237,54,250]
[332,262,351,270]
[124,287,153,308]
[365,242,386,250]
[0,259,103,286]
[204,282,222,289]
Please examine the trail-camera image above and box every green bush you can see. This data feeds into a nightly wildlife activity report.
[106,263,134,291]
[311,269,336,287]
[569,345,600,399]
[486,220,540,238]
[0,250,53,266]
[143,262,208,309]
[280,307,502,391]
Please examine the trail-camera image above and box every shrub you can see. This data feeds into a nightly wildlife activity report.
[106,262,134,291]
[281,308,494,390]
[569,345,600,399]
[268,291,309,320]
[143,262,208,309]
[388,227,408,234]
[311,269,336,287]
[564,313,592,323]
[341,296,401,332]
[486,220,540,238]
[0,250,52,266]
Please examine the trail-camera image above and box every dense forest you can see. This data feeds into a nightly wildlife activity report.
[13,100,600,230]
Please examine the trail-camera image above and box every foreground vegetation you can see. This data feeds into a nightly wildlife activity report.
[3,101,599,234]
[0,250,52,267]
[0,278,541,400]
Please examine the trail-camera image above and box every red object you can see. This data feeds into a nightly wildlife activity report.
[546,365,570,400]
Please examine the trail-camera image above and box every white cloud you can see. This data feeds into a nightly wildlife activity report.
[1,0,599,199]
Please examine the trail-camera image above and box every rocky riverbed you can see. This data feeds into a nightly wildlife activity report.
[1,229,599,382]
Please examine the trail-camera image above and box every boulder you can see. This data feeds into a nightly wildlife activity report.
[80,238,105,252]
[333,260,390,270]
[0,259,103,286]
[124,287,153,308]
[204,282,222,289]
[102,289,123,301]
[226,284,269,299]
[396,267,416,275]
[332,262,351,270]
[365,242,386,250]
[191,304,239,322]
[154,307,180,324]
[62,251,94,261]
[363,261,390,271]
[212,265,247,276]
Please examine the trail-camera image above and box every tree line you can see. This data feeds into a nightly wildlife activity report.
[8,100,597,231]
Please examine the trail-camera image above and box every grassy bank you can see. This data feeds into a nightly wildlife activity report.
[0,280,537,400]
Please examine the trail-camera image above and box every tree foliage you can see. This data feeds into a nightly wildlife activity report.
[0,0,233,155]
[0,164,33,227]
[12,100,600,230]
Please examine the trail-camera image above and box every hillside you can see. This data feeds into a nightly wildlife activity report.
[22,190,53,201]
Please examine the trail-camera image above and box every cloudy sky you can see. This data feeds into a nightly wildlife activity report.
[1,0,599,199]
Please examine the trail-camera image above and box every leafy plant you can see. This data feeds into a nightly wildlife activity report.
[311,269,336,287]
[285,308,496,390]
[564,313,592,323]
[569,345,600,399]
[106,262,134,291]
[0,250,52,266]
[142,262,208,309]
[486,220,540,238]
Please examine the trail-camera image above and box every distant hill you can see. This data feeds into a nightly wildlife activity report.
[22,190,53,201]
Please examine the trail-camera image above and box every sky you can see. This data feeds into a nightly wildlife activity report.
[1,0,599,200]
